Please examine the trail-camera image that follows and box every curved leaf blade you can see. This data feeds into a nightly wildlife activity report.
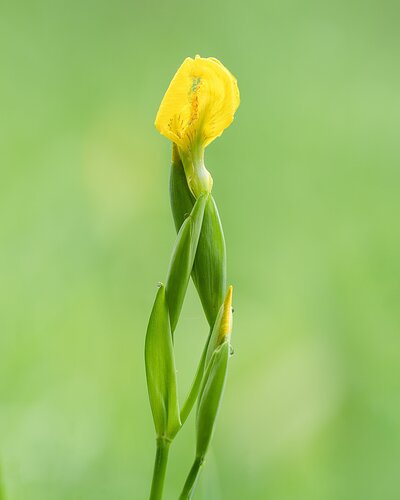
[145,284,181,439]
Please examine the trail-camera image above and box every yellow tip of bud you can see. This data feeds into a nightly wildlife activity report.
[219,286,233,341]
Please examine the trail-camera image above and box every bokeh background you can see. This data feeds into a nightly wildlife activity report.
[1,0,399,498]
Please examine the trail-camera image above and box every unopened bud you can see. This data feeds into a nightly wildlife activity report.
[205,286,233,367]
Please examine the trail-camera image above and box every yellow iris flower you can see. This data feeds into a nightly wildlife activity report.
[155,56,240,197]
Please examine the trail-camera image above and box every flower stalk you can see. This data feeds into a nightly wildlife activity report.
[149,438,171,500]
[145,55,240,499]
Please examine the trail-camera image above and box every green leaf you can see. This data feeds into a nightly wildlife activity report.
[166,192,208,334]
[195,342,230,459]
[145,284,181,439]
[170,155,227,327]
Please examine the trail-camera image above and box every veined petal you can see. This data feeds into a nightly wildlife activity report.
[155,56,240,151]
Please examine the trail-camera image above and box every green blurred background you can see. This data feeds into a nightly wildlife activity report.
[1,0,399,498]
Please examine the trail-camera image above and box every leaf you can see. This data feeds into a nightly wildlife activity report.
[195,342,229,459]
[166,192,208,334]
[170,144,196,232]
[145,284,181,439]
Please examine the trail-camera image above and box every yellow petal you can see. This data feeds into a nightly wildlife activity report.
[155,56,240,150]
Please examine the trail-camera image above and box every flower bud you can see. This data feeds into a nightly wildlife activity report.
[205,286,233,366]
[194,286,233,459]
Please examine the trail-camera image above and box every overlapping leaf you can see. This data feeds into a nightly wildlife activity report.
[145,285,181,439]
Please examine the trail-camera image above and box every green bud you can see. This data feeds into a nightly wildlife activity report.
[166,191,208,334]
[195,286,233,459]
[196,341,230,459]
[193,196,227,327]
[170,144,196,232]
[205,286,233,366]
[145,284,181,439]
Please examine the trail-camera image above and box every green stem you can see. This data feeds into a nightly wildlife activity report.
[149,438,171,500]
[179,457,204,500]
[180,329,212,425]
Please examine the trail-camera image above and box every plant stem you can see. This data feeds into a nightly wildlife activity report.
[179,457,204,500]
[149,437,171,500]
[180,330,212,425]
